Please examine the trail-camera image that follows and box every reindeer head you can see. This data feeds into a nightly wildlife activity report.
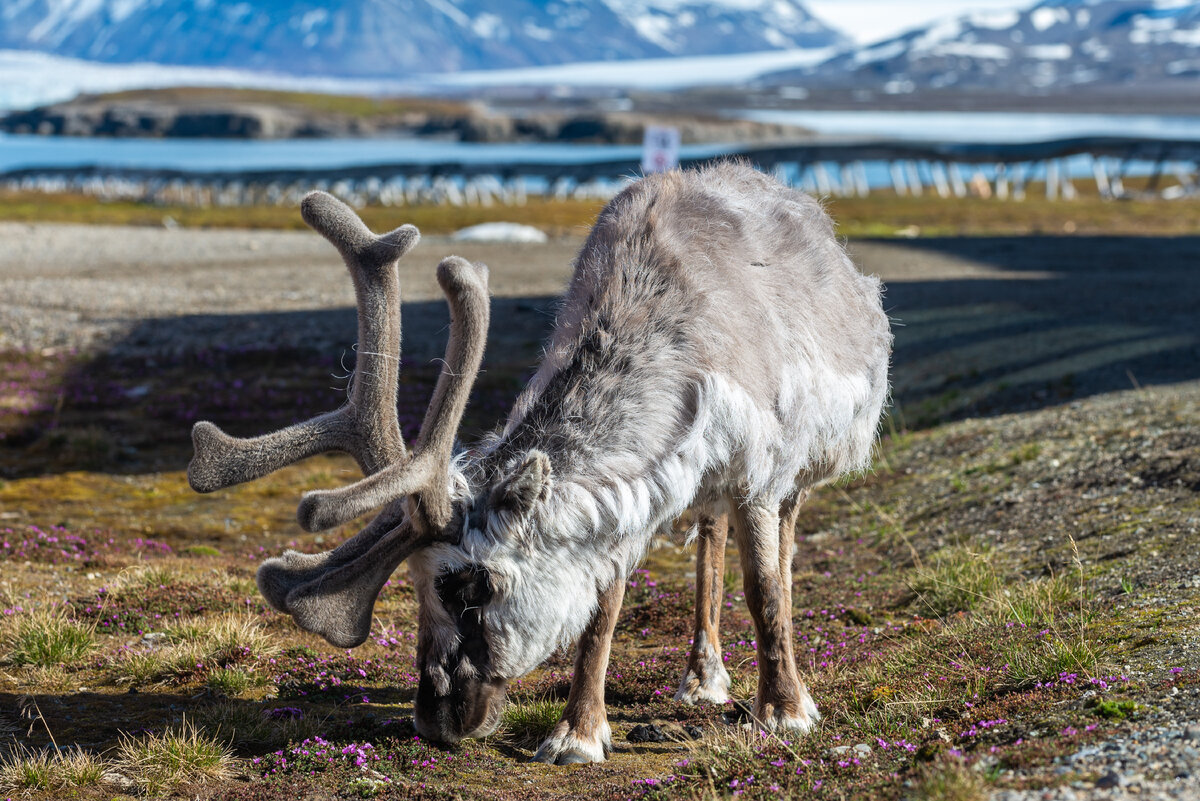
[186,192,539,743]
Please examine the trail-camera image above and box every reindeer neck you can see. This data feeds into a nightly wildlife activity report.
[481,334,703,550]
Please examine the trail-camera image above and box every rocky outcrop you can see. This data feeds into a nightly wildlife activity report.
[1,97,812,144]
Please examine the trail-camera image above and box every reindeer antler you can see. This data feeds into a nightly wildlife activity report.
[265,254,490,647]
[188,191,415,490]
[295,255,489,533]
[186,191,491,648]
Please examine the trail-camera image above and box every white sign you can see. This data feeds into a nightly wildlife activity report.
[641,125,680,174]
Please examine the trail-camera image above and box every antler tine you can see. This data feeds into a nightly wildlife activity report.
[187,192,418,494]
[296,255,490,533]
[256,499,404,614]
[282,519,432,648]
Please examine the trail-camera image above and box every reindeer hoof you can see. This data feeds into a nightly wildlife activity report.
[556,750,594,766]
[530,747,602,766]
[531,726,609,766]
[757,695,821,734]
[674,665,732,705]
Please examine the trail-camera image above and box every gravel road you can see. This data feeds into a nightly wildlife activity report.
[3,222,1197,416]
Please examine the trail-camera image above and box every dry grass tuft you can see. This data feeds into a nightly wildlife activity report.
[908,759,986,801]
[909,547,1002,617]
[0,744,106,792]
[115,718,234,795]
[112,613,278,687]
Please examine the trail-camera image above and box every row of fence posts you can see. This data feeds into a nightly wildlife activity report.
[2,156,1195,207]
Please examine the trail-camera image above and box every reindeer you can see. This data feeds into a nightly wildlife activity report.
[187,162,891,765]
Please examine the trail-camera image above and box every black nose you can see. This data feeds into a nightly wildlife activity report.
[414,673,506,742]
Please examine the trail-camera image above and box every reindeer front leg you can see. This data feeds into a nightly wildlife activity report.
[532,579,625,765]
[675,512,732,705]
[730,497,819,733]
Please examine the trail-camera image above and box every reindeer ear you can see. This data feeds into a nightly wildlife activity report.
[489,450,552,517]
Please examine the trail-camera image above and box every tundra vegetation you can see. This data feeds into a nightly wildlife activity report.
[0,196,1197,799]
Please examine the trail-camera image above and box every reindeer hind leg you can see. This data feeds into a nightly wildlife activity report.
[778,489,819,725]
[675,510,732,705]
[729,494,817,733]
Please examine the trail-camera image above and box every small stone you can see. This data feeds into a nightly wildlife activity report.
[853,743,872,756]
[1183,725,1199,741]
[1095,771,1124,789]
[627,724,666,743]
[827,745,852,757]
[140,632,166,647]
[683,724,703,740]
[102,771,137,792]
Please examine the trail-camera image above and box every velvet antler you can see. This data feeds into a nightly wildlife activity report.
[261,254,490,647]
[186,191,491,648]
[188,191,415,490]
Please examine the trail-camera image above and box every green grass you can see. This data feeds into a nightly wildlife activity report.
[4,189,1200,238]
[86,86,471,119]
[1093,699,1141,720]
[115,719,234,796]
[0,190,606,236]
[3,608,96,667]
[500,697,565,745]
[206,666,264,696]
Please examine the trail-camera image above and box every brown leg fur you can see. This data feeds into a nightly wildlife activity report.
[532,579,626,765]
[729,494,819,732]
[675,512,733,704]
[777,490,809,613]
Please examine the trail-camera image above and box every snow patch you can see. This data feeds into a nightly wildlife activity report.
[968,10,1019,30]
[429,46,839,88]
[472,13,505,39]
[1024,43,1072,60]
[450,223,548,243]
[523,22,554,41]
[297,9,327,32]
[425,0,470,27]
[1030,7,1067,32]
[854,40,906,66]
[628,13,681,53]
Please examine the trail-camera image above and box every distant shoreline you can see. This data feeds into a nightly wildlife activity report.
[0,87,814,145]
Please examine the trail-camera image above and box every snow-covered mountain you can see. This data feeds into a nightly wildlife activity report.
[768,0,1200,94]
[0,0,849,77]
